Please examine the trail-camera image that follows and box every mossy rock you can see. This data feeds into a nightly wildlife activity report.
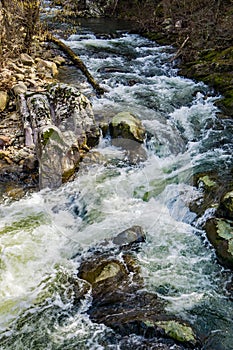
[109,112,145,143]
[156,320,197,345]
[205,218,233,269]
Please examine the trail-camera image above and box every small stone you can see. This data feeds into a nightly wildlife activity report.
[0,91,8,112]
[13,82,28,95]
[20,53,35,66]
[25,79,38,88]
[9,62,25,74]
[36,59,58,76]
[14,73,25,81]
[0,136,10,149]
[52,55,66,65]
[113,225,146,247]
[5,186,25,200]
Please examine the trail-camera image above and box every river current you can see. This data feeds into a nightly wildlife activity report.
[0,18,233,349]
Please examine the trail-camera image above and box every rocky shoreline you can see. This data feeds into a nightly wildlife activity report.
[0,44,66,198]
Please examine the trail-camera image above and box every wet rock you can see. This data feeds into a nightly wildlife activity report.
[225,277,233,300]
[69,276,91,305]
[217,190,233,220]
[191,171,233,270]
[75,226,200,349]
[112,138,147,164]
[1,81,101,193]
[112,225,146,247]
[48,83,100,147]
[205,218,233,269]
[190,171,231,217]
[13,82,28,95]
[37,125,79,189]
[0,91,8,112]
[24,83,100,188]
[109,112,146,143]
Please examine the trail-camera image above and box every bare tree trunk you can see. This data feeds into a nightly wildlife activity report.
[23,0,41,52]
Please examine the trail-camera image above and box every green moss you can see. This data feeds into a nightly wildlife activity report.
[222,89,233,107]
[216,219,233,241]
[228,239,233,254]
[198,175,216,189]
[41,128,55,146]
[41,127,64,148]
[200,47,233,63]
[111,112,145,142]
[144,320,155,328]
[95,262,121,283]
[156,320,196,343]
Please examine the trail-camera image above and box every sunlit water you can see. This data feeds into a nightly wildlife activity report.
[0,18,233,349]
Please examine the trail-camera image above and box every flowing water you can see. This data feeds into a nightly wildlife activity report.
[1,18,233,349]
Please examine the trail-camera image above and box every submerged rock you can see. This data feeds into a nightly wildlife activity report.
[112,225,146,247]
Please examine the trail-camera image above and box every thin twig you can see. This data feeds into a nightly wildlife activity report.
[170,35,190,62]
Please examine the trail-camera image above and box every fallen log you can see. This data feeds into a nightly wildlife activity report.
[47,33,106,95]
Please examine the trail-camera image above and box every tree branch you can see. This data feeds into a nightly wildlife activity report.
[47,33,106,96]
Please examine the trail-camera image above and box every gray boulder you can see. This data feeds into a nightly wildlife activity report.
[18,83,100,189]
[110,112,146,143]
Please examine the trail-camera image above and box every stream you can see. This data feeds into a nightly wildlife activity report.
[0,17,233,349]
